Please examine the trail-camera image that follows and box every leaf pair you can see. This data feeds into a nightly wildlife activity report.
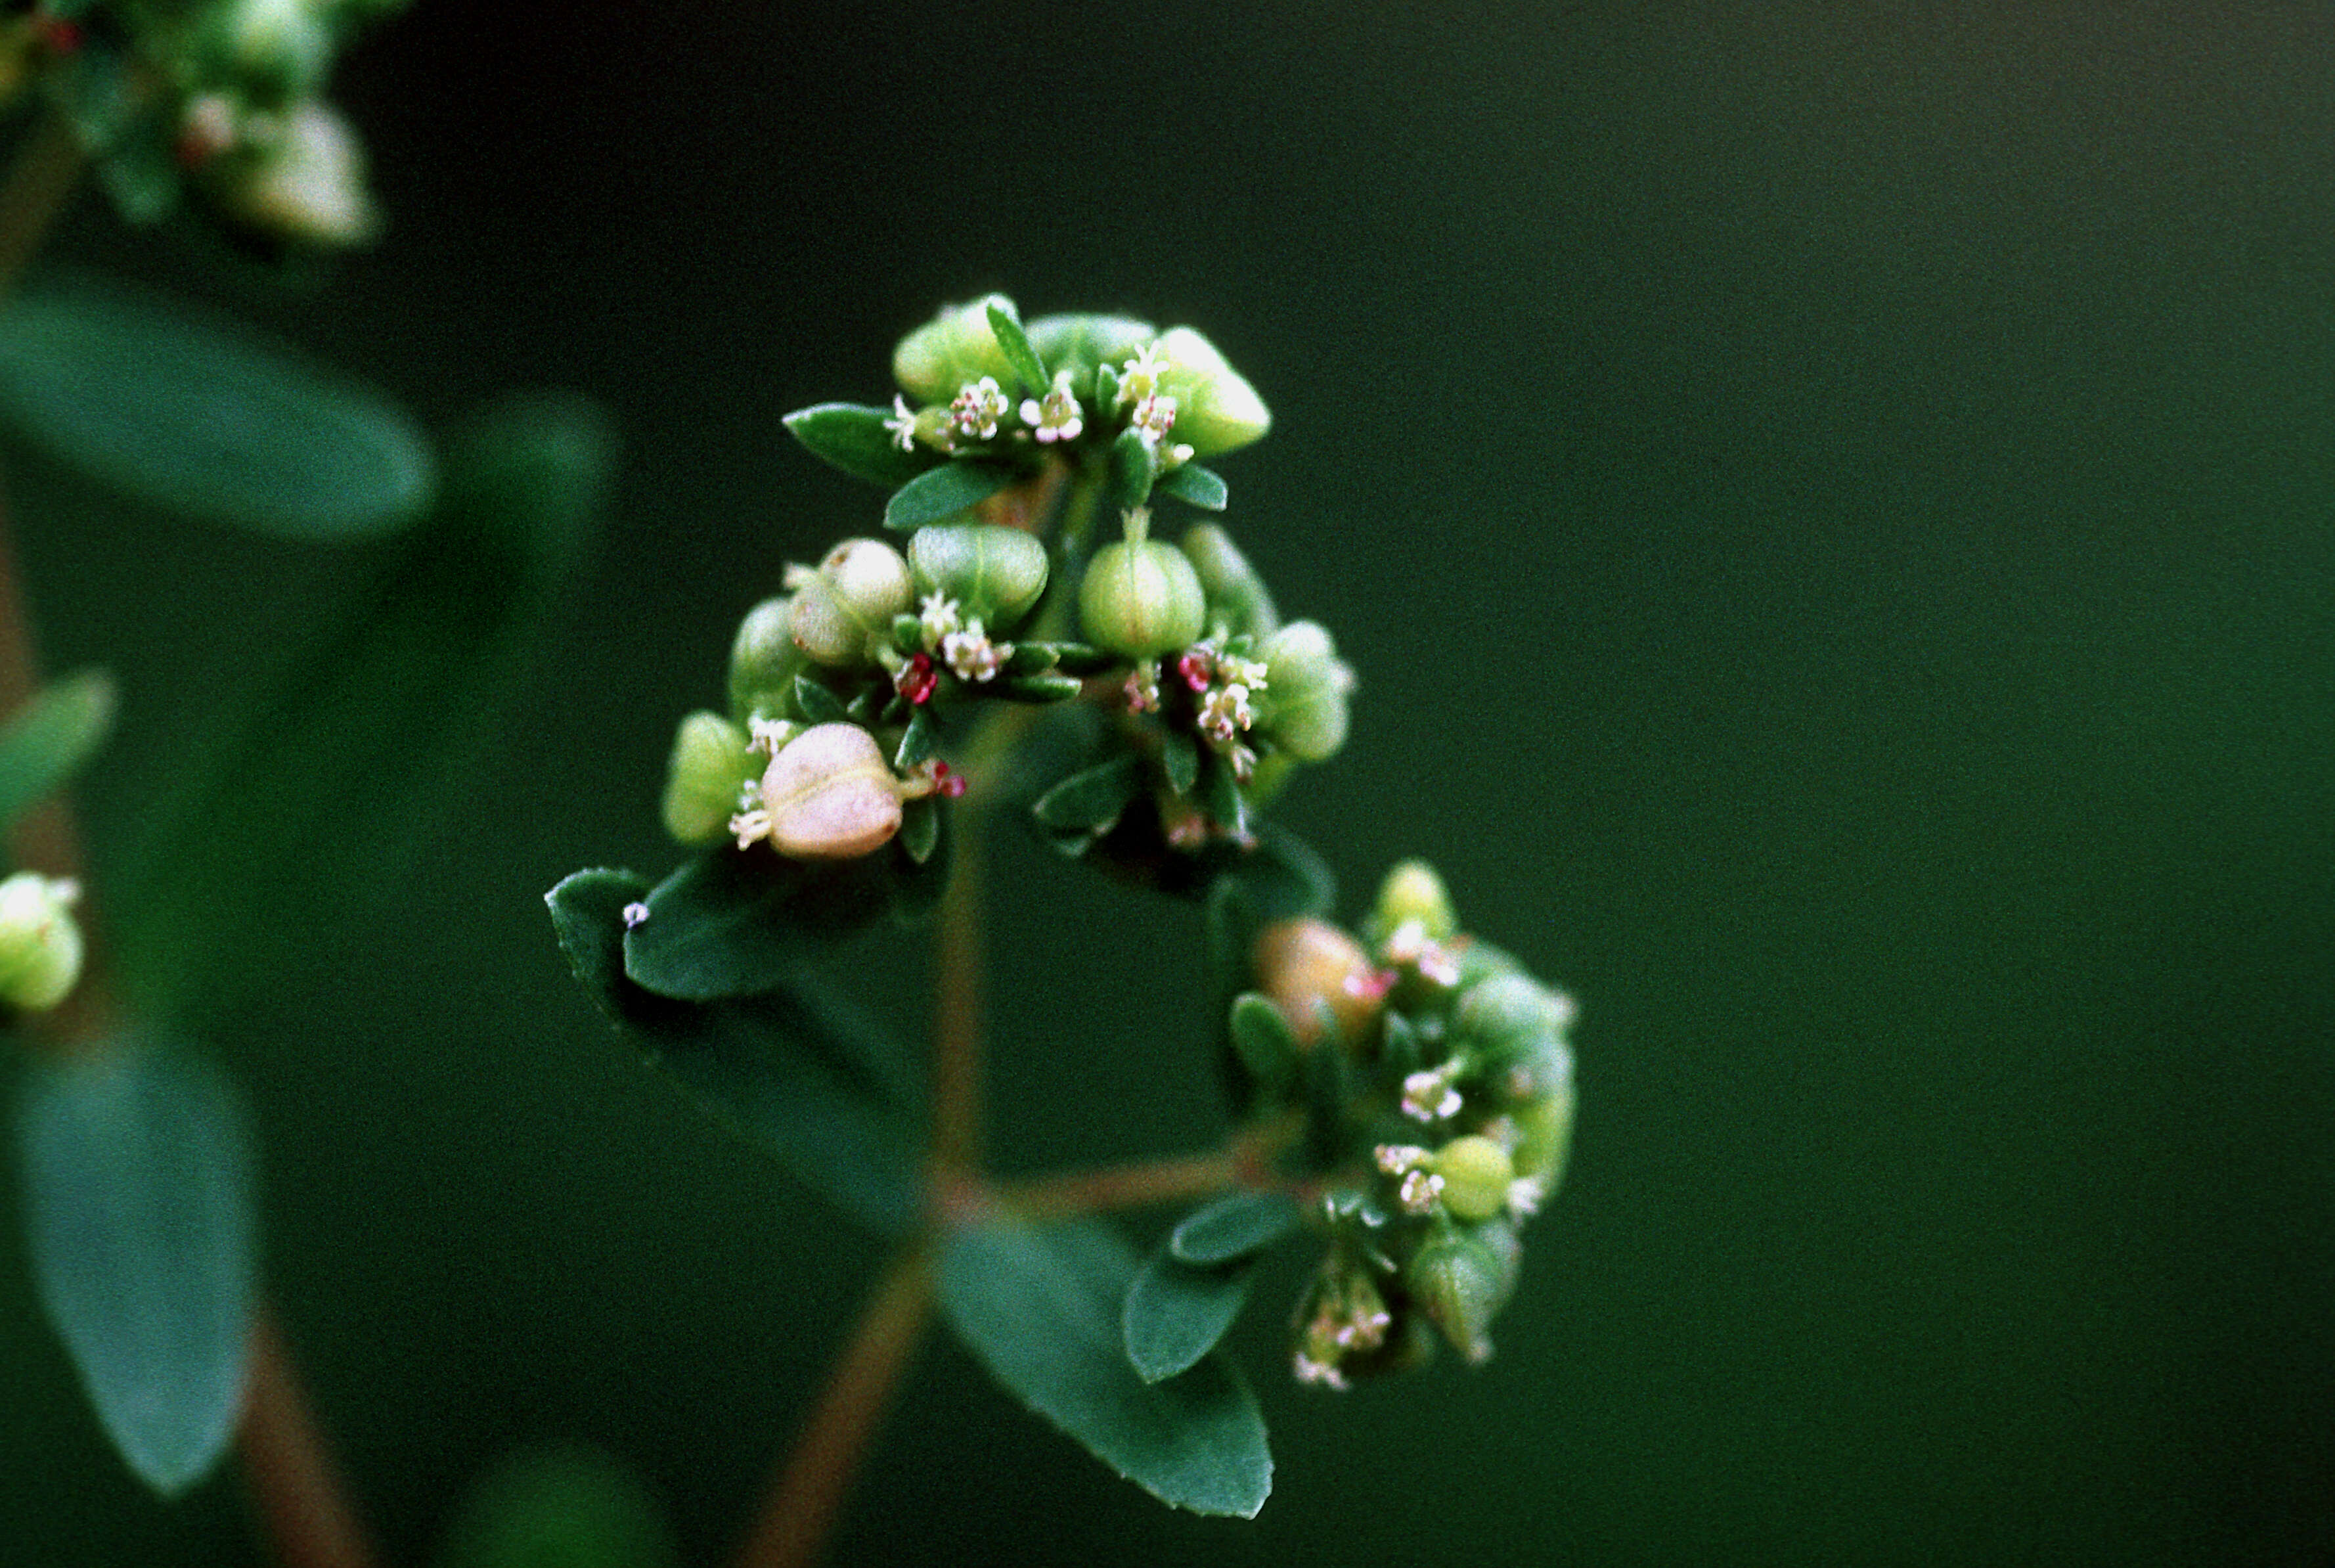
[1121,1191,1302,1383]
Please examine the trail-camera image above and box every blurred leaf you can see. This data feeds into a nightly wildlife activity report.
[1198,748,1249,840]
[985,299,1048,395]
[893,707,937,771]
[0,667,114,830]
[1155,464,1228,511]
[940,1217,1272,1517]
[898,794,941,865]
[437,1447,680,1568]
[792,673,847,725]
[0,277,435,538]
[1032,640,1113,677]
[16,1044,255,1497]
[1169,1191,1301,1266]
[1203,825,1336,1006]
[1227,993,1299,1095]
[883,461,1013,532]
[1031,755,1140,833]
[1123,1248,1255,1384]
[548,870,923,1234]
[996,671,1082,704]
[114,395,608,1022]
[1161,730,1199,795]
[782,402,931,489]
[1109,427,1157,514]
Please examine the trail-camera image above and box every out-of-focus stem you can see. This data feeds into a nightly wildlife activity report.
[929,830,982,1180]
[1000,1148,1243,1219]
[0,112,80,300]
[734,1243,936,1568]
[238,1307,378,1568]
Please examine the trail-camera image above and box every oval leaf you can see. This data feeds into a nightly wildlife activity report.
[0,667,114,828]
[1123,1250,1255,1384]
[883,461,1014,532]
[783,402,932,488]
[1031,755,1142,834]
[1155,463,1228,511]
[1227,993,1299,1095]
[0,280,435,538]
[941,1218,1272,1517]
[17,1046,257,1497]
[1168,1191,1301,1266]
[985,298,1049,395]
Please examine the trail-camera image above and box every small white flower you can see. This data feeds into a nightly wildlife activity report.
[1117,341,1169,409]
[941,621,1010,683]
[1293,1351,1348,1391]
[948,376,1009,441]
[1220,654,1270,690]
[621,901,650,930]
[1123,664,1161,713]
[1019,369,1084,443]
[1130,392,1179,445]
[883,393,918,453]
[1505,1176,1549,1219]
[1402,1066,1463,1123]
[1398,1169,1446,1215]
[1197,683,1255,745]
[1375,1144,1432,1175]
[918,592,963,650]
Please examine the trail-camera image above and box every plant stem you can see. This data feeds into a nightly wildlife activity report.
[734,1243,936,1568]
[0,112,81,302]
[929,827,983,1182]
[1002,1148,1243,1219]
[238,1306,378,1568]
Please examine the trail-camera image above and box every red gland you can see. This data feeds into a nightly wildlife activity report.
[897,653,939,705]
[1176,651,1213,692]
[933,761,968,799]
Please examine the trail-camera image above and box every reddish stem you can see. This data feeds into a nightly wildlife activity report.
[238,1305,378,1568]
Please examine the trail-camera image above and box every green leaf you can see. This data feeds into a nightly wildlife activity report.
[893,707,937,771]
[782,402,932,489]
[1031,754,1142,833]
[791,673,847,725]
[0,277,435,539]
[897,794,940,865]
[17,1045,256,1497]
[996,671,1083,704]
[1035,640,1115,677]
[940,1218,1272,1517]
[1123,1249,1255,1384]
[1160,730,1199,795]
[1109,427,1158,514]
[1170,1191,1302,1266]
[621,847,914,1002]
[113,396,607,1023]
[1228,993,1299,1094]
[985,299,1049,395]
[0,667,114,830]
[883,461,1013,532]
[548,870,923,1233]
[439,1448,681,1568]
[1155,464,1228,511]
[1198,747,1249,839]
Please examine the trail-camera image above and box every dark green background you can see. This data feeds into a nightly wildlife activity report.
[3,3,2330,1562]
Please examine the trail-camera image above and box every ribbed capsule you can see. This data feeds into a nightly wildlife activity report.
[789,539,912,667]
[909,524,1050,633]
[1079,539,1205,660]
[755,723,902,860]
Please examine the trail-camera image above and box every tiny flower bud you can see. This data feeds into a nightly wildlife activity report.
[892,296,1024,405]
[1078,539,1206,661]
[217,101,380,248]
[738,723,903,860]
[1431,1135,1515,1222]
[0,872,82,1012]
[728,595,811,723]
[908,524,1050,634]
[1151,326,1272,459]
[1512,1084,1576,1188]
[788,539,912,667]
[1258,621,1354,763]
[661,711,758,846]
[1406,1219,1522,1364]
[1453,972,1574,1069]
[1369,859,1458,945]
[1251,918,1381,1047]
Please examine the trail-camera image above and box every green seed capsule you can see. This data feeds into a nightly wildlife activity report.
[1406,1218,1521,1364]
[1026,313,1156,391]
[1151,326,1272,459]
[1368,859,1457,945]
[1431,1136,1515,1222]
[661,711,757,846]
[908,524,1050,633]
[891,296,1025,404]
[1453,972,1573,1067]
[1180,524,1278,638]
[1259,621,1354,762]
[1251,918,1379,1048]
[1079,539,1205,660]
[0,872,82,1012]
[728,595,810,723]
[789,539,912,667]
[1512,1085,1576,1188]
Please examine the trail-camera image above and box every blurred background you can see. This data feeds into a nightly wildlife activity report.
[1,1,2330,1563]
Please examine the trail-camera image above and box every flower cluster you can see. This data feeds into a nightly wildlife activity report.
[0,0,401,246]
[1235,861,1577,1385]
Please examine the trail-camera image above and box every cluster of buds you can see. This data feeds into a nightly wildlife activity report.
[0,0,399,246]
[1235,861,1576,1385]
[885,299,1270,470]
[0,870,83,1013]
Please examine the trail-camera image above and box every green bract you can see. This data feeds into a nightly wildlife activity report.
[1080,539,1206,660]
